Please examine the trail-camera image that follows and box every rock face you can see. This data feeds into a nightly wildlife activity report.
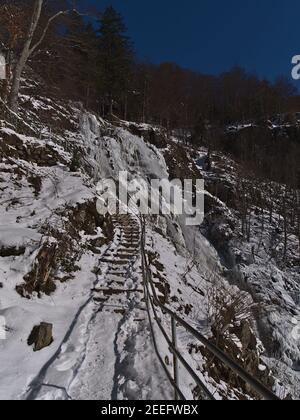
[128,124,167,149]
[28,323,53,352]
[0,131,66,167]
[17,241,57,298]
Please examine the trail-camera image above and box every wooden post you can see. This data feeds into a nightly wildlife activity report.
[171,316,179,400]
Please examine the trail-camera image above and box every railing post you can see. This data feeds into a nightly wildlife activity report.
[171,316,179,401]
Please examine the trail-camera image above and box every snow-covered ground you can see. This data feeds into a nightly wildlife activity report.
[0,95,213,400]
[0,85,298,400]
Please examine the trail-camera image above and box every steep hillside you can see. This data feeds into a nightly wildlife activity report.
[0,81,298,400]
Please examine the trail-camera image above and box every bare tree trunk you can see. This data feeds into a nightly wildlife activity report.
[9,0,43,112]
[8,0,68,112]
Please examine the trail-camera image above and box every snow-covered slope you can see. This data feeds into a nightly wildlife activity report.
[196,148,300,399]
[0,86,296,400]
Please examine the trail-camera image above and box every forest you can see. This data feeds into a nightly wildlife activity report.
[0,0,300,193]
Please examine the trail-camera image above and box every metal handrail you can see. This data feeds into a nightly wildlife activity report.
[140,219,280,401]
[142,250,215,400]
[142,274,187,401]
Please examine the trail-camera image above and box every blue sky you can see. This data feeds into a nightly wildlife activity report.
[83,0,300,84]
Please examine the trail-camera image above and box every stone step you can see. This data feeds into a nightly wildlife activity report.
[122,236,140,240]
[122,247,139,253]
[123,240,140,245]
[118,248,139,253]
[106,271,128,276]
[104,274,127,281]
[93,296,109,303]
[108,268,132,276]
[115,253,136,259]
[101,259,130,265]
[122,233,140,238]
[122,242,139,246]
[112,218,135,225]
[94,288,144,295]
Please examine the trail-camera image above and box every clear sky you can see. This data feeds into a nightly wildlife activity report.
[83,0,300,84]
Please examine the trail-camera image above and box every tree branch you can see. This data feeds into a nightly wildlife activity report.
[28,8,91,57]
[29,10,70,56]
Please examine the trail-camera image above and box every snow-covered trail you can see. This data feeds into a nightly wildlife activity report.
[70,215,171,400]
[23,214,171,400]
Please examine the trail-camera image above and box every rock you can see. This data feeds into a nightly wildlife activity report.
[241,321,257,351]
[128,124,167,149]
[28,323,53,352]
[17,241,57,298]
[0,246,26,257]
[185,304,193,315]
[28,175,42,197]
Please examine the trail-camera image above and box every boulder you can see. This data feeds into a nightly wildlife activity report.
[28,323,53,352]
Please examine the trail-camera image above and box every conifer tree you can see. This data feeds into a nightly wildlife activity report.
[97,6,134,116]
[63,12,98,107]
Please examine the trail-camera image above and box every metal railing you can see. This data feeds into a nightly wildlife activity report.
[140,219,280,401]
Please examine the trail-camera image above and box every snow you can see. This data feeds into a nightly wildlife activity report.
[1,88,295,400]
[0,100,178,400]
[0,226,41,249]
[0,252,99,400]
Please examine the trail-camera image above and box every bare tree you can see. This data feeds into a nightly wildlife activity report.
[204,277,255,344]
[0,2,27,100]
[8,0,70,112]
